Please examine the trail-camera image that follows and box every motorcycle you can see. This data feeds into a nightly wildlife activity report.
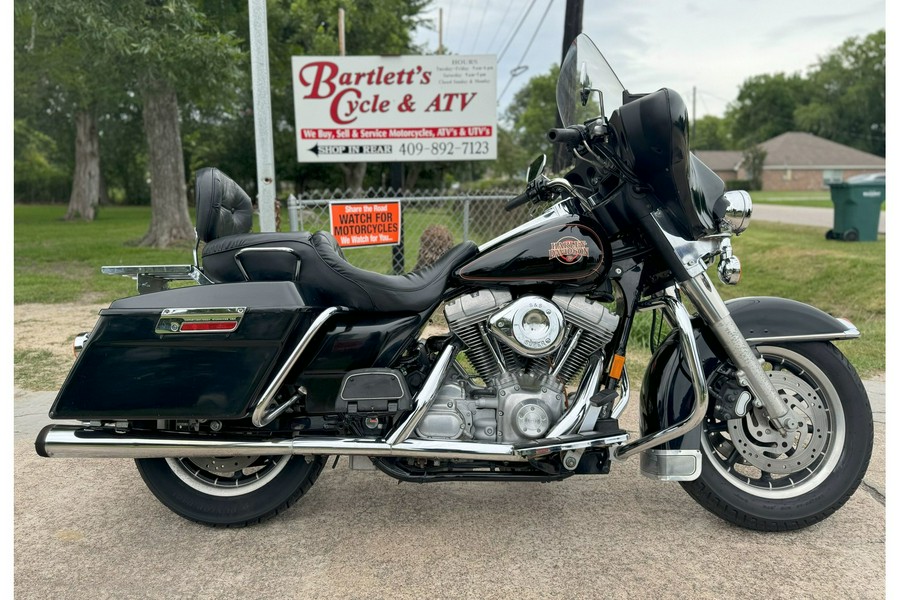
[36,34,872,531]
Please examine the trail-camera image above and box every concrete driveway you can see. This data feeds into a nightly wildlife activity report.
[13,377,885,600]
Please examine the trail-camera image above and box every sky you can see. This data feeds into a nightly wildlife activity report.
[413,0,886,120]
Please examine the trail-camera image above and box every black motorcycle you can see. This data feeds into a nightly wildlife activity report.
[36,34,872,530]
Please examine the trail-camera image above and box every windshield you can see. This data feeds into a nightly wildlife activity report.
[557,34,626,127]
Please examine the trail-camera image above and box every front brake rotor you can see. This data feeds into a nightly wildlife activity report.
[726,370,829,474]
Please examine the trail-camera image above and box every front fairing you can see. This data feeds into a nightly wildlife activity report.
[557,35,726,240]
[609,88,725,240]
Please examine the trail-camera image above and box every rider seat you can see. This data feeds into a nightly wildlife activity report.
[193,168,478,312]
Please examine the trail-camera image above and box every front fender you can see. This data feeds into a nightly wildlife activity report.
[639,296,858,452]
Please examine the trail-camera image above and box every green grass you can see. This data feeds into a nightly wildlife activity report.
[751,191,833,208]
[14,204,885,377]
[750,190,885,210]
[716,223,885,376]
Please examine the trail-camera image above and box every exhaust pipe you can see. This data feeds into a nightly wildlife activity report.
[35,425,526,462]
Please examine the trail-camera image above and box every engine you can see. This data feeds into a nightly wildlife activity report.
[415,290,619,444]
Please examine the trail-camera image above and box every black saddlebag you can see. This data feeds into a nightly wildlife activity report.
[50,282,319,420]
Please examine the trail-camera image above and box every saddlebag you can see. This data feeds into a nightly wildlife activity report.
[50,282,318,421]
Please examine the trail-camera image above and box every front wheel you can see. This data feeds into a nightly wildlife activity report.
[681,342,873,531]
[135,454,326,527]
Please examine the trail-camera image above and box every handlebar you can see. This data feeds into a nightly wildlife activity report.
[506,176,588,212]
[505,189,534,211]
[547,127,583,145]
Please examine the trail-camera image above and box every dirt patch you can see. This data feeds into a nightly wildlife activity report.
[14,302,106,391]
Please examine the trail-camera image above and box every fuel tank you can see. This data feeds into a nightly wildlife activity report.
[456,210,610,286]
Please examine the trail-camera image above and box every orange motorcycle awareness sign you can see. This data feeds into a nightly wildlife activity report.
[329,201,401,248]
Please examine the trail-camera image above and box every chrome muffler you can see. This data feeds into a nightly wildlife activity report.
[35,425,526,462]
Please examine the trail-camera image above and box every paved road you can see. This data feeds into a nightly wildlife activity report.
[13,204,886,599]
[13,377,886,599]
[753,203,886,234]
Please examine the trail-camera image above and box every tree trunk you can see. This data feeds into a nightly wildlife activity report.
[66,110,100,221]
[139,80,194,247]
[339,162,367,192]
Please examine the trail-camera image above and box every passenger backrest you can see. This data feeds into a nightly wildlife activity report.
[194,167,254,243]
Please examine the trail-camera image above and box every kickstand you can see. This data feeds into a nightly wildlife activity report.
[331,456,340,469]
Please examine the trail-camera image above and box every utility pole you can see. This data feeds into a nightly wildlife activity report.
[249,0,277,232]
[438,8,444,54]
[552,0,584,173]
[338,8,345,56]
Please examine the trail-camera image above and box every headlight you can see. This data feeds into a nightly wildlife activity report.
[722,190,752,234]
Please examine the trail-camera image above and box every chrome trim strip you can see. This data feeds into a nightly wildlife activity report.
[640,449,702,481]
[36,425,525,462]
[385,343,458,445]
[613,296,709,460]
[746,329,860,343]
[478,202,573,252]
[516,432,629,458]
[155,307,246,335]
[252,306,342,427]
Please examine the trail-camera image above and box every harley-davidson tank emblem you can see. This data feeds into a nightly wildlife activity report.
[549,236,589,264]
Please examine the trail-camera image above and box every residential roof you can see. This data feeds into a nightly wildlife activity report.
[694,150,742,172]
[759,132,885,169]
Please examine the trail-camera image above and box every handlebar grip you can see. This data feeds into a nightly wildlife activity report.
[547,128,583,145]
[505,190,532,211]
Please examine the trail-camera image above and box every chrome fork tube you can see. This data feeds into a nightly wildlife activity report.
[614,295,707,460]
[680,272,791,434]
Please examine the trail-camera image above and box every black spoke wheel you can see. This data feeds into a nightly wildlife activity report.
[681,342,873,531]
[135,454,326,527]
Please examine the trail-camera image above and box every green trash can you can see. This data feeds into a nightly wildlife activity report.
[826,175,885,241]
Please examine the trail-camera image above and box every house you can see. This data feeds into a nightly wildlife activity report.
[695,132,885,192]
[694,150,743,184]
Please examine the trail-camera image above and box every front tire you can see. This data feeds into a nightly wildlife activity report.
[681,342,873,531]
[135,454,326,527]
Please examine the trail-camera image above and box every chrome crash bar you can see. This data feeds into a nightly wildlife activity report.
[613,293,708,460]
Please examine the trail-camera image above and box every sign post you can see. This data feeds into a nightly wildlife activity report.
[248,0,276,232]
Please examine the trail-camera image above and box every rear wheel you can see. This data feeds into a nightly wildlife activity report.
[681,342,873,531]
[135,454,326,527]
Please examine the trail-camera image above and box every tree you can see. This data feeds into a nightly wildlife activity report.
[504,65,560,172]
[691,115,734,150]
[742,145,767,191]
[14,2,125,218]
[32,0,243,247]
[726,73,811,147]
[794,30,885,156]
[199,0,430,193]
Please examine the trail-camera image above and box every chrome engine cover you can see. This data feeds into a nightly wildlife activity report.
[489,296,565,357]
[428,290,619,445]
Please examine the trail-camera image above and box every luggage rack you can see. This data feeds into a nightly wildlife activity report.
[101,264,211,294]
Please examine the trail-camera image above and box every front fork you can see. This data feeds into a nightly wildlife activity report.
[680,272,797,435]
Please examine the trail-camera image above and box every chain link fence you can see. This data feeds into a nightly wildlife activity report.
[281,187,526,274]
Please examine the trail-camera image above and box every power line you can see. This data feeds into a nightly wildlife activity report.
[497,0,538,63]
[457,0,474,55]
[498,0,554,102]
[487,2,515,54]
[468,2,488,54]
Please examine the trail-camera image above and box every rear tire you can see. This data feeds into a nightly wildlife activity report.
[681,342,873,531]
[136,454,326,527]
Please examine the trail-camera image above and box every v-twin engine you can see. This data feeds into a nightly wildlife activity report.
[417,290,619,445]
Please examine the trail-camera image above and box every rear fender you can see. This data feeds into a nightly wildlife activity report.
[639,296,858,452]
